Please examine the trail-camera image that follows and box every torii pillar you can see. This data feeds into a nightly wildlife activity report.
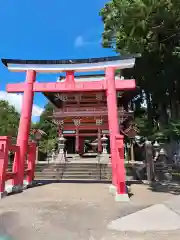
[14,70,36,186]
[106,67,119,191]
[106,67,128,201]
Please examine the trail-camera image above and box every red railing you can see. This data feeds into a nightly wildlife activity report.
[0,136,36,197]
[54,106,130,113]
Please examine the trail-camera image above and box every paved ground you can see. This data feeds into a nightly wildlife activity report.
[0,183,180,239]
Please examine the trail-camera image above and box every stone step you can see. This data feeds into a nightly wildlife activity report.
[35,166,103,172]
[35,175,132,181]
[35,178,111,182]
[8,162,133,181]
[36,169,103,174]
[35,172,103,177]
[62,175,101,179]
[35,166,104,171]
[35,170,110,176]
[35,163,101,167]
[35,175,102,180]
[8,162,133,170]
[35,169,131,176]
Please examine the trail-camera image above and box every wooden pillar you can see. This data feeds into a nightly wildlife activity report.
[66,71,74,84]
[15,70,36,186]
[79,137,84,155]
[75,128,79,153]
[130,139,135,161]
[97,128,102,153]
[0,137,10,197]
[116,135,127,198]
[58,127,63,137]
[106,67,119,187]
[26,142,36,185]
[73,119,81,154]
[58,120,64,136]
[96,118,103,153]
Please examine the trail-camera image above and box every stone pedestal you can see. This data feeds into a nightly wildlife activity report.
[73,153,80,161]
[99,153,109,164]
[56,153,65,163]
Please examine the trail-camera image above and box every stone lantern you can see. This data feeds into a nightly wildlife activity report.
[56,134,66,163]
[99,134,109,164]
[58,135,66,154]
[101,134,108,154]
[153,140,160,161]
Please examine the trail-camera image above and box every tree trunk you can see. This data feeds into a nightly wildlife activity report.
[145,92,154,131]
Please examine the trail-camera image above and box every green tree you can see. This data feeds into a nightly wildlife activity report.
[0,100,20,138]
[34,102,57,153]
[100,0,180,140]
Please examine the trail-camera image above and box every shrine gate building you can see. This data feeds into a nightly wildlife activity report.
[46,74,135,157]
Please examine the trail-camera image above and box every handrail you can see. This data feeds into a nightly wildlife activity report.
[54,107,129,113]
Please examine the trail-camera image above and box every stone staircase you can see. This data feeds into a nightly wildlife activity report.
[35,162,112,181]
[7,159,136,182]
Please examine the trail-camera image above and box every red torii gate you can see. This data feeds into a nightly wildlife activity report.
[2,56,136,201]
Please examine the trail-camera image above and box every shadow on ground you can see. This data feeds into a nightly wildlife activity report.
[31,179,134,198]
[0,212,19,239]
[33,179,141,185]
[33,179,111,185]
[148,181,180,195]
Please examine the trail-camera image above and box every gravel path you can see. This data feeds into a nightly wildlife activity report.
[0,183,179,239]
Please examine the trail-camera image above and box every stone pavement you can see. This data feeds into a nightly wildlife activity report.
[0,183,180,239]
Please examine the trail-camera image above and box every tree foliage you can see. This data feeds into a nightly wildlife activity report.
[34,102,57,153]
[100,0,180,140]
[0,100,20,138]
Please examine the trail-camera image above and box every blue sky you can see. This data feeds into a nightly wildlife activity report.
[0,0,115,122]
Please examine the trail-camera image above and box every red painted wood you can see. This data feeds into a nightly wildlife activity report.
[66,71,75,84]
[64,133,106,137]
[75,127,79,153]
[116,134,126,194]
[9,145,19,152]
[98,128,102,153]
[14,70,36,186]
[6,79,135,93]
[6,83,25,93]
[79,137,84,154]
[26,142,36,184]
[0,137,9,193]
[35,81,104,92]
[53,110,132,118]
[5,172,16,180]
[63,124,109,130]
[106,67,119,187]
[54,111,108,117]
[56,106,108,112]
[12,145,20,186]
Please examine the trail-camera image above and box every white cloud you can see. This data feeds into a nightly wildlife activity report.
[74,35,100,48]
[74,35,85,47]
[0,91,44,117]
